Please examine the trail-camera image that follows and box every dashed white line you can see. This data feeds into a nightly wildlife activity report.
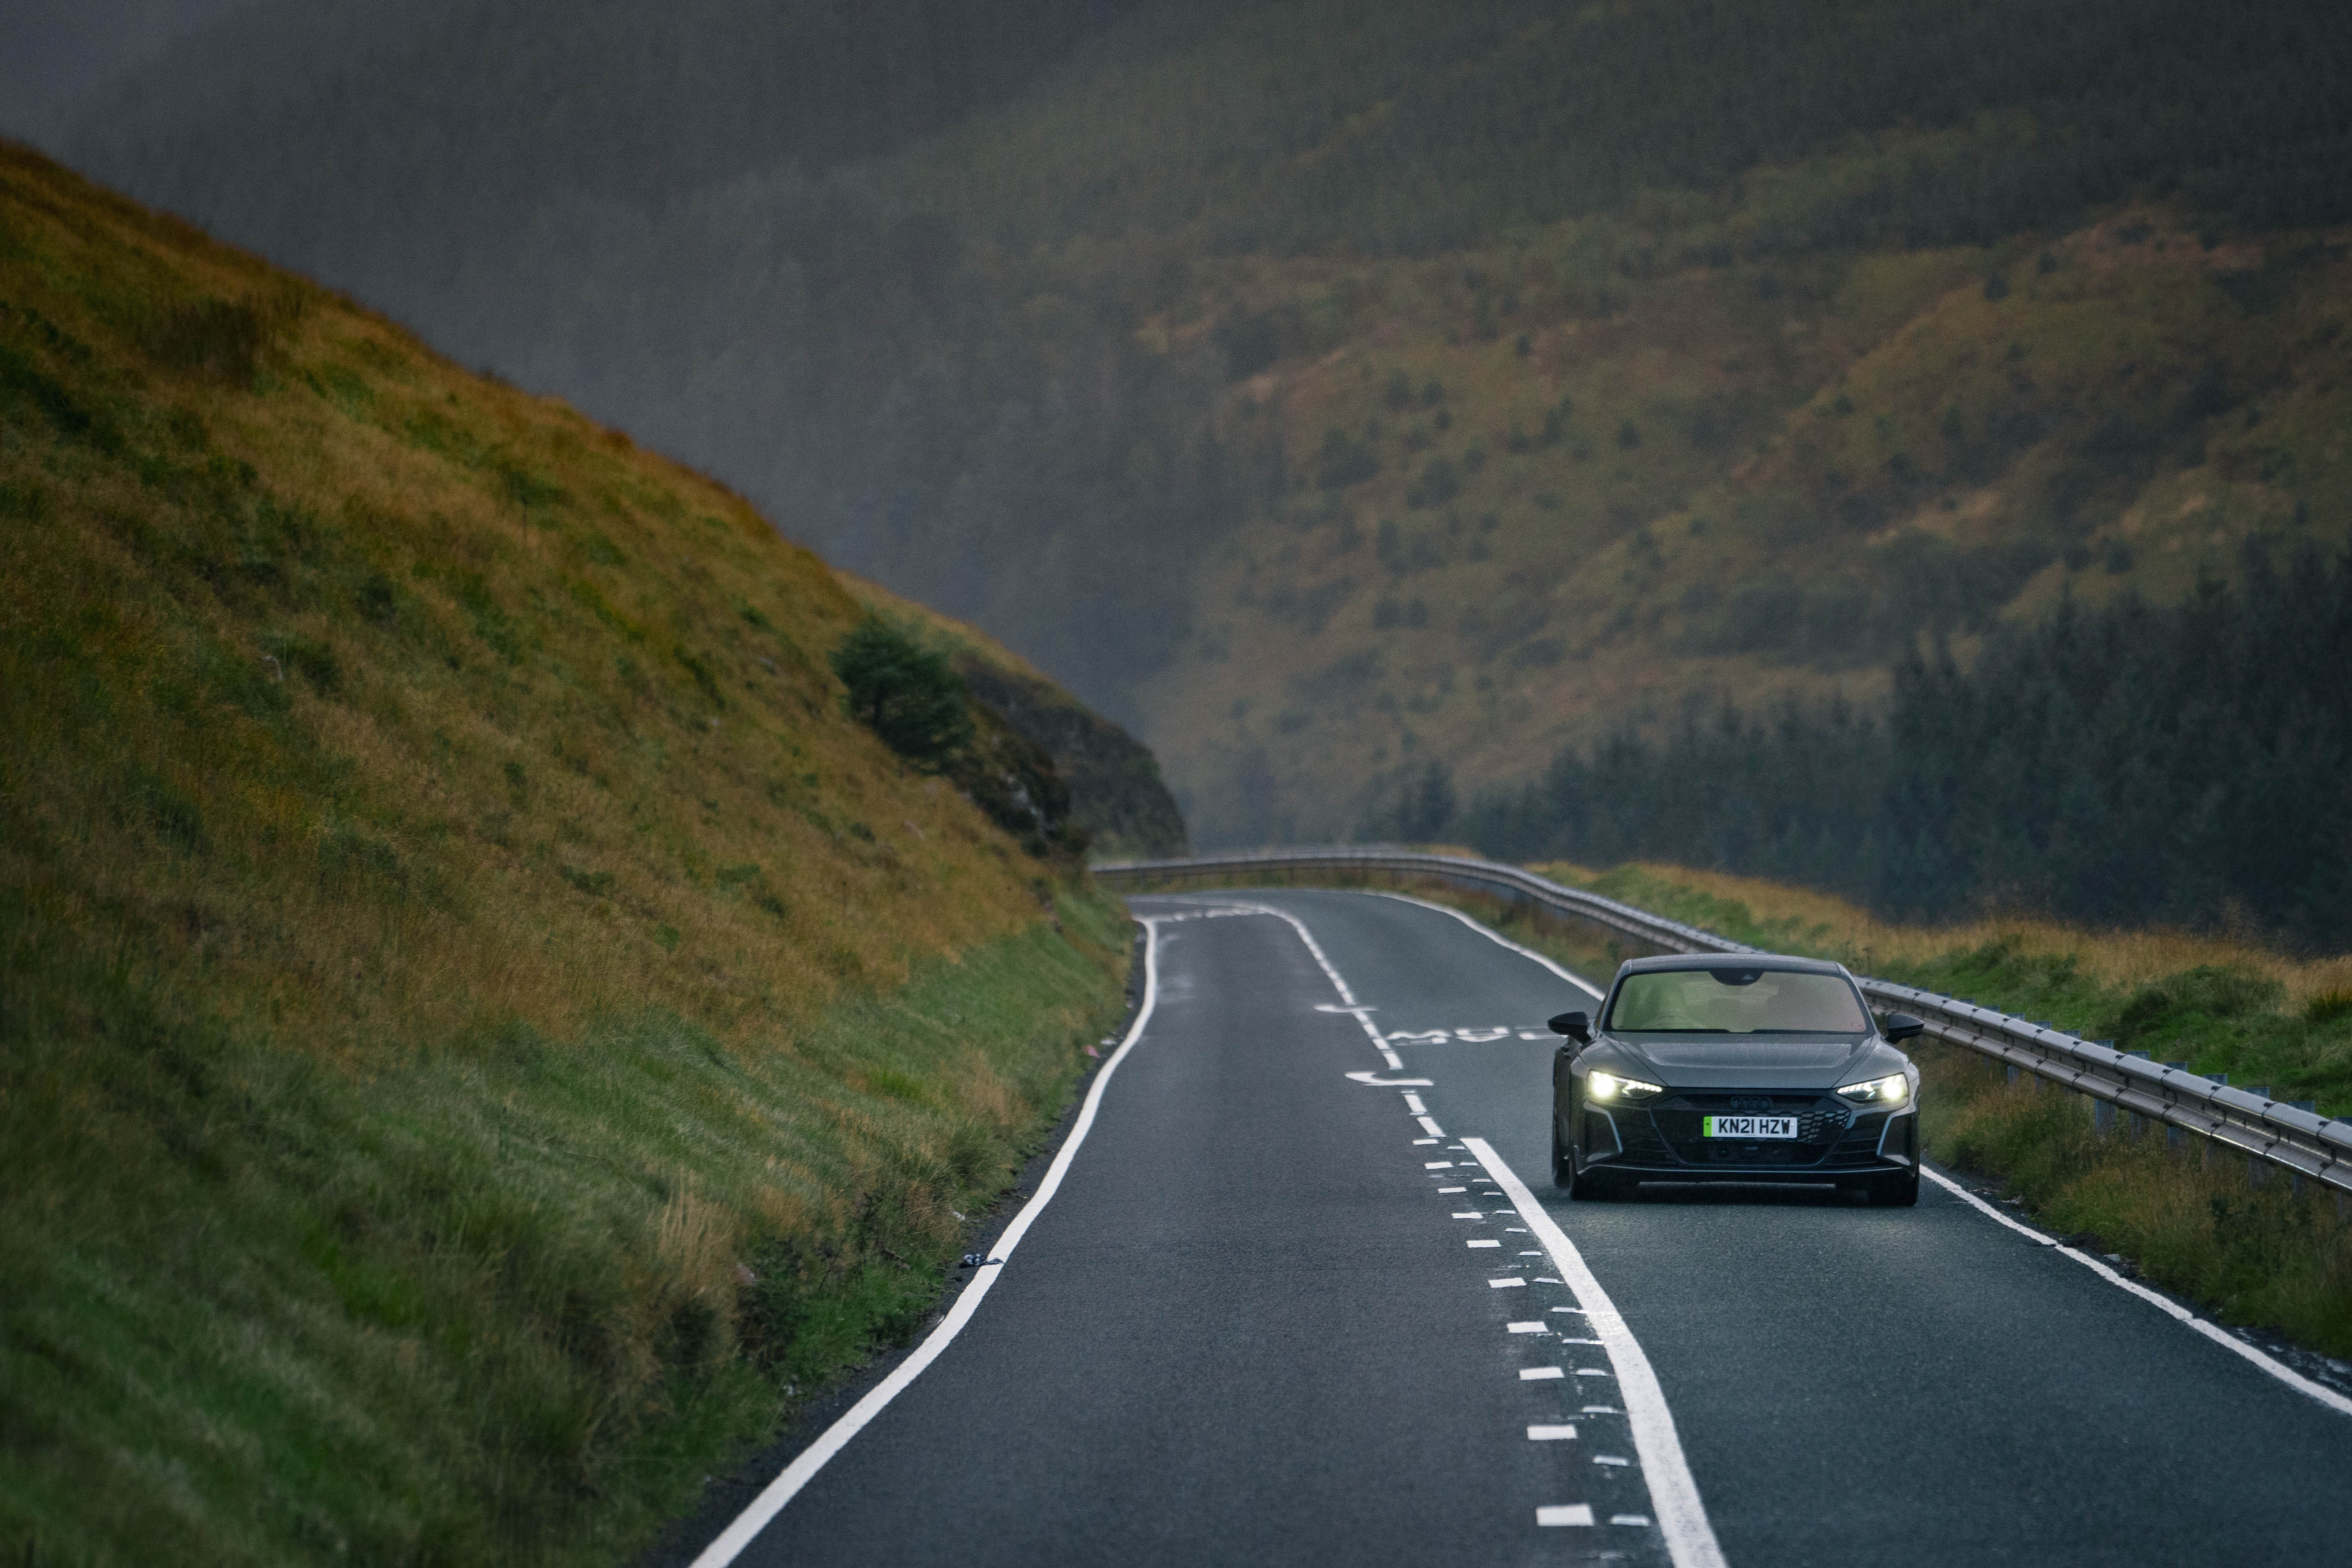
[1575,1368,1612,1377]
[1488,1278,1526,1289]
[1467,1137,1726,1568]
[1521,1366,1566,1381]
[1507,1321,1548,1333]
[1537,1505,1596,1527]
[1454,1212,1486,1219]
[1528,1424,1579,1441]
[1402,1093,1427,1115]
[1425,1160,1454,1169]
[1594,1455,1630,1467]
[1416,1115,1446,1136]
[1613,1514,1654,1527]
[1468,1239,1502,1249]
[1437,1186,1467,1193]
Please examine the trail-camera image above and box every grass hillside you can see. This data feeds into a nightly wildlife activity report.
[1153,186,2352,841]
[0,144,1130,1566]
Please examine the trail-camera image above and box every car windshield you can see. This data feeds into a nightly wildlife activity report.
[1605,966,1868,1034]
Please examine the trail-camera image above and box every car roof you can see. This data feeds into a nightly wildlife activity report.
[1614,952,1852,979]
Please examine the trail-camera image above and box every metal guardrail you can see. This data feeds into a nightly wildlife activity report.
[1095,847,2352,1198]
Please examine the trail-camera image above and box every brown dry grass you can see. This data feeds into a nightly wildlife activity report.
[1532,861,2352,1006]
[1,141,1051,1071]
[0,144,1131,1567]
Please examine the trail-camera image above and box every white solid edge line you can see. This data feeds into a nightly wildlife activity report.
[1919,1167,2352,1418]
[686,917,1168,1568]
[1373,879,2352,1426]
[1363,890,1606,998]
[1469,1137,1727,1568]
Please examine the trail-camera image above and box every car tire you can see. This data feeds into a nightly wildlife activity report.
[1869,1171,1920,1207]
[1565,1150,1620,1201]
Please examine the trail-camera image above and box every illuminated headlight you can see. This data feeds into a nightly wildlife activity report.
[1838,1072,1910,1106]
[1589,1071,1664,1103]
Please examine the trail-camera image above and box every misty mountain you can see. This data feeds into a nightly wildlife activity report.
[55,0,2352,843]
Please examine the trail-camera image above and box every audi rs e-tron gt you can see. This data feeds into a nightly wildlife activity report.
[1548,954,1925,1206]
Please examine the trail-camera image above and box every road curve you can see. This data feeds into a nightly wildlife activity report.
[673,889,2352,1567]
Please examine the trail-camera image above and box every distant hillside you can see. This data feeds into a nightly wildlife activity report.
[0,145,1131,1566]
[60,0,2352,843]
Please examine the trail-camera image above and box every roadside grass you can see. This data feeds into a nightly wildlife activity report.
[0,146,1133,1565]
[3,894,1129,1568]
[1114,857,2352,1357]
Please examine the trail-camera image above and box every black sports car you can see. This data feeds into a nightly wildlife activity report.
[1548,954,1924,1206]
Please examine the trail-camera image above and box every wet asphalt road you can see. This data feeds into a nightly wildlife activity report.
[684,889,2352,1567]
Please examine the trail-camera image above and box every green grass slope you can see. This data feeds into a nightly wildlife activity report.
[0,145,1130,1566]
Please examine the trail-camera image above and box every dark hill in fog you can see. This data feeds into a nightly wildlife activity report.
[60,0,2352,843]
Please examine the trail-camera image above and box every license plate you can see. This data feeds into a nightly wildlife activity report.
[1701,1115,1796,1139]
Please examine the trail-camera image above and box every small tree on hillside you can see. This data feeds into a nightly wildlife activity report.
[829,616,972,769]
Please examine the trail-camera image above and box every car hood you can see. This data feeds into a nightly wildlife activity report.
[1598,1034,1881,1090]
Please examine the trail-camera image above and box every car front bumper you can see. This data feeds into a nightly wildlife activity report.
[1578,1088,1918,1182]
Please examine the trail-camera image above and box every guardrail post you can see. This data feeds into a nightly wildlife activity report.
[2162,1063,2189,1153]
[2244,1087,2275,1188]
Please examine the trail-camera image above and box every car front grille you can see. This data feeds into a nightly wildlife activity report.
[1632,1092,1888,1168]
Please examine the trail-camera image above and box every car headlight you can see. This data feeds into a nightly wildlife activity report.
[1838,1072,1910,1106]
[1589,1071,1663,1103]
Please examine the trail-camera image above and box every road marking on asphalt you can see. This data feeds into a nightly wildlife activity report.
[1551,1306,1587,1314]
[1561,1338,1604,1346]
[1583,1405,1620,1414]
[1488,1278,1526,1288]
[1528,1424,1578,1440]
[1426,1160,1454,1168]
[1438,1186,1467,1193]
[1613,1514,1654,1527]
[1466,1137,1727,1568]
[1362,890,1607,998]
[1414,1138,1440,1145]
[1468,1239,1502,1248]
[685,915,1173,1568]
[1537,1504,1595,1527]
[1402,1093,1427,1115]
[1417,1115,1446,1136]
[1521,1366,1566,1380]
[1922,1166,2352,1418]
[1455,1212,1486,1218]
[1576,1368,1611,1377]
[1594,1455,1630,1466]
[1507,1321,1548,1332]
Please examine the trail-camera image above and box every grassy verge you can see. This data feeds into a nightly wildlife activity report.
[0,146,1139,1565]
[2,888,1129,1568]
[1116,858,2352,1357]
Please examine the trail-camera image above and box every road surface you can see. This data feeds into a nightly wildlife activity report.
[673,889,2352,1567]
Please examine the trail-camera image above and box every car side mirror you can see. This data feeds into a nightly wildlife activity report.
[1548,1010,1592,1044]
[1883,1012,1925,1043]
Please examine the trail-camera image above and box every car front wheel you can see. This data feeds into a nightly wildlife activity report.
[1565,1147,1622,1201]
